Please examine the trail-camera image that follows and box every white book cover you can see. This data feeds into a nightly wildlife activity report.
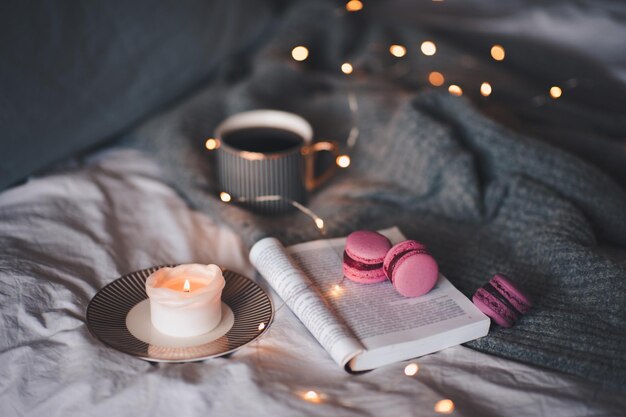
[250,227,489,371]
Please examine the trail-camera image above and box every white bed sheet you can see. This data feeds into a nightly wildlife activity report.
[1,150,624,417]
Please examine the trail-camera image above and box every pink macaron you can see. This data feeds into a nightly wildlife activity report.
[383,240,439,297]
[343,231,392,284]
[472,274,532,328]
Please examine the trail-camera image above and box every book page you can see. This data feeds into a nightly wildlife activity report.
[249,237,363,367]
[285,228,487,352]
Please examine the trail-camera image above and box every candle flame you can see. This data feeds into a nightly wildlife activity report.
[183,279,191,293]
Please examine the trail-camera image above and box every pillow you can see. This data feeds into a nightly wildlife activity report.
[0,0,275,190]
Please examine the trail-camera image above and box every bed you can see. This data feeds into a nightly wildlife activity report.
[1,1,625,416]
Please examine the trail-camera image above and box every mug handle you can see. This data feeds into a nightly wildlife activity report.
[303,141,339,191]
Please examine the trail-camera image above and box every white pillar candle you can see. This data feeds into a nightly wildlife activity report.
[145,264,225,337]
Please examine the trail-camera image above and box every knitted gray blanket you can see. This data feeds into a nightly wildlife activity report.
[124,3,626,388]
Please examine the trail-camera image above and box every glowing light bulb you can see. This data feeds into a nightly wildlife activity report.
[421,41,437,56]
[404,363,419,376]
[341,62,353,74]
[550,86,562,99]
[183,279,190,293]
[303,390,321,403]
[428,71,445,87]
[480,82,492,97]
[315,218,324,230]
[336,155,351,168]
[205,138,219,150]
[345,0,363,12]
[220,192,232,203]
[448,85,463,96]
[389,44,407,58]
[291,46,309,62]
[434,399,455,414]
[491,45,505,61]
[258,322,266,331]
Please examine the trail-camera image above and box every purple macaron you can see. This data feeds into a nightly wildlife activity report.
[383,240,439,297]
[343,231,392,284]
[472,274,532,328]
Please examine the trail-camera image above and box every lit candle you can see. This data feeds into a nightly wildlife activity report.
[145,264,225,337]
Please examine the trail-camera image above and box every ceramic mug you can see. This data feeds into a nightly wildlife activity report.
[214,110,338,214]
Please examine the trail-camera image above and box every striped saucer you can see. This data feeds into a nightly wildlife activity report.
[86,266,274,363]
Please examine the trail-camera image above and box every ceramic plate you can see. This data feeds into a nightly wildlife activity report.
[86,266,273,362]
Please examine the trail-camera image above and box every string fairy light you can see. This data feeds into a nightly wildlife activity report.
[480,82,492,97]
[336,155,351,168]
[404,362,419,376]
[219,191,232,203]
[292,46,309,62]
[389,44,407,58]
[302,390,323,403]
[448,85,463,96]
[219,193,326,234]
[428,71,445,87]
[205,138,219,150]
[490,44,505,61]
[434,399,455,414]
[345,0,363,12]
[420,41,437,56]
[549,86,562,99]
[341,62,354,74]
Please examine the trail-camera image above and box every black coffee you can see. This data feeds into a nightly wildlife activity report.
[223,127,303,153]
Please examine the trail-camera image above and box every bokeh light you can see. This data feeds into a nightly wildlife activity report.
[336,155,351,168]
[434,399,455,414]
[292,46,309,62]
[421,41,437,56]
[341,62,353,74]
[219,192,232,203]
[303,390,321,403]
[491,45,505,61]
[389,44,407,57]
[448,85,463,96]
[428,72,445,87]
[205,138,219,150]
[550,86,562,99]
[345,0,363,12]
[480,82,492,97]
[404,363,419,376]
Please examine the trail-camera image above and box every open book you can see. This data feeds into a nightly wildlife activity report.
[249,227,489,371]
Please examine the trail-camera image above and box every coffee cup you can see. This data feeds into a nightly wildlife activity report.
[214,110,338,214]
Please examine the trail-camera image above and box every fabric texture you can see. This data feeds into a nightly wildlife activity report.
[1,149,625,417]
[0,0,274,190]
[123,2,626,388]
